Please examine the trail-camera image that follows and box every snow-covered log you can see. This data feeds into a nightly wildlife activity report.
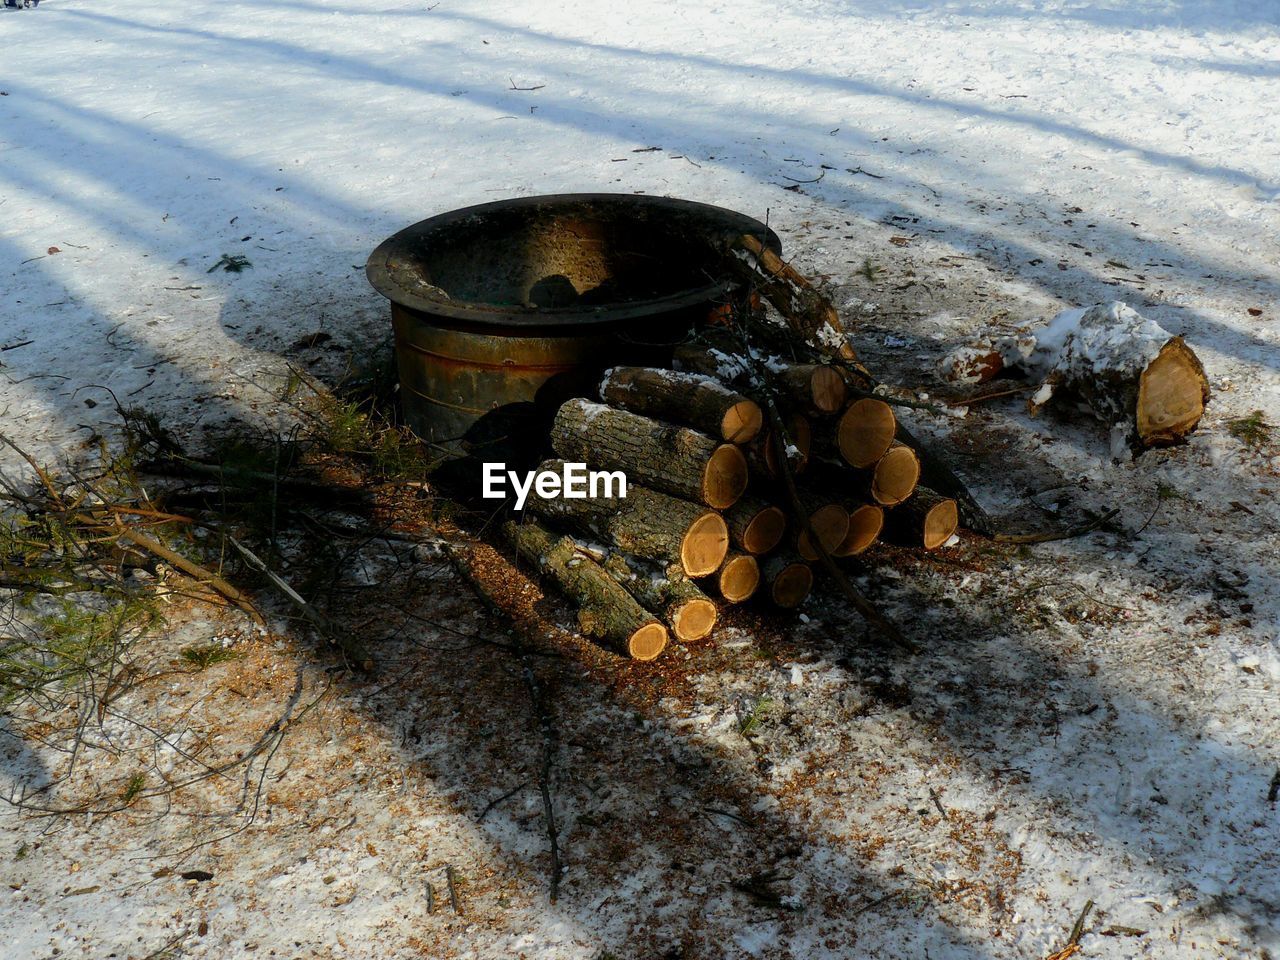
[940,301,1209,454]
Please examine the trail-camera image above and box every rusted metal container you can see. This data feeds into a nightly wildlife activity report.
[365,194,779,463]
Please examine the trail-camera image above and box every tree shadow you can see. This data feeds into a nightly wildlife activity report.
[2,4,1278,953]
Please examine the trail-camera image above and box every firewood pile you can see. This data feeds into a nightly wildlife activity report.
[496,236,977,663]
[496,235,1209,663]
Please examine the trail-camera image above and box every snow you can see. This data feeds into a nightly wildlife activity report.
[3,0,1280,958]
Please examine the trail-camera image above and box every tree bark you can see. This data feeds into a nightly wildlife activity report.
[599,553,718,642]
[599,366,762,444]
[551,399,748,510]
[504,519,668,660]
[670,344,844,416]
[525,459,729,577]
[729,234,860,362]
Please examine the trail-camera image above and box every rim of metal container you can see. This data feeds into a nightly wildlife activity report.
[365,194,780,329]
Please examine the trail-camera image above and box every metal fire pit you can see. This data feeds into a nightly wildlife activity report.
[365,194,780,463]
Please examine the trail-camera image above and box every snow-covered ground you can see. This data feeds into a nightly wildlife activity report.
[2,1,1279,957]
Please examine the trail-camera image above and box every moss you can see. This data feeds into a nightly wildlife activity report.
[1227,410,1272,448]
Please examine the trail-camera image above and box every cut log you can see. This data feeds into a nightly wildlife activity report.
[833,502,884,557]
[730,234,859,362]
[504,519,668,660]
[551,399,748,509]
[671,343,844,416]
[599,366,763,444]
[757,412,811,478]
[724,494,786,555]
[870,442,920,506]
[795,502,850,562]
[715,551,760,603]
[883,487,958,550]
[671,342,753,386]
[772,363,847,415]
[600,553,718,642]
[835,397,897,468]
[760,552,813,609]
[976,302,1209,454]
[525,459,729,576]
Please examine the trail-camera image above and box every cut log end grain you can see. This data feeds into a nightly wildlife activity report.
[763,557,813,609]
[834,503,884,557]
[837,398,897,469]
[722,400,764,444]
[681,512,730,577]
[1136,337,1210,445]
[776,363,847,414]
[883,487,958,550]
[703,443,750,509]
[740,504,786,555]
[627,622,670,661]
[717,552,760,603]
[871,442,921,506]
[797,503,850,561]
[810,365,848,414]
[672,598,718,643]
[922,498,959,549]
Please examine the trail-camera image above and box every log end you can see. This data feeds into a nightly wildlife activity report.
[742,505,787,555]
[871,444,921,506]
[837,398,897,469]
[722,399,764,444]
[681,511,730,577]
[673,599,717,642]
[628,622,670,661]
[922,498,959,550]
[811,366,848,414]
[770,562,813,609]
[718,553,761,603]
[703,443,750,509]
[1136,337,1210,446]
[797,504,850,561]
[835,503,884,557]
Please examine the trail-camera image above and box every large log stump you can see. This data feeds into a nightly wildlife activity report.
[551,399,748,509]
[600,366,762,443]
[504,519,668,660]
[940,301,1210,454]
[526,459,729,576]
